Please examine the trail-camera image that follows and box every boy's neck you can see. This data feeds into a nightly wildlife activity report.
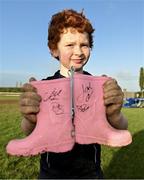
[60,64,83,77]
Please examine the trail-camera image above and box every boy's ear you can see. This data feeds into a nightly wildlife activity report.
[51,49,59,58]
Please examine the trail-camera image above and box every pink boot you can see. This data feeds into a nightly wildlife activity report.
[6,78,75,156]
[74,74,132,147]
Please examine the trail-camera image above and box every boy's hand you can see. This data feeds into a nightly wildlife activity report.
[103,78,124,119]
[20,77,42,124]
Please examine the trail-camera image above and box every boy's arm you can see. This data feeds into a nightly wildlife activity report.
[103,78,128,130]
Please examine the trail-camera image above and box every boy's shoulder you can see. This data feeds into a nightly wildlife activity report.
[42,70,62,80]
[42,70,92,81]
[83,71,91,75]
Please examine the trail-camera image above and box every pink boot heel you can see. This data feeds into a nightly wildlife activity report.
[74,74,132,147]
[6,78,75,156]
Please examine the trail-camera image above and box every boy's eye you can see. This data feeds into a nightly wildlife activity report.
[67,44,74,47]
[81,44,89,47]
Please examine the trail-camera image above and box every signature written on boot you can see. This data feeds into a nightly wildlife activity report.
[77,82,93,112]
[43,88,64,115]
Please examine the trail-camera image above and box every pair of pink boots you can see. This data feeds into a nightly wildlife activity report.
[6,74,132,156]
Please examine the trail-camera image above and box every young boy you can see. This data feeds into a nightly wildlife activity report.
[20,9,128,179]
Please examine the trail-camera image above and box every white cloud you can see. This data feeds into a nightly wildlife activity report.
[0,69,140,92]
[0,61,59,87]
[115,71,138,81]
[0,71,32,87]
[112,71,140,92]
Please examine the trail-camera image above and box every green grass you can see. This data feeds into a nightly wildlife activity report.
[0,104,39,179]
[102,108,144,179]
[0,95,20,100]
[0,103,144,178]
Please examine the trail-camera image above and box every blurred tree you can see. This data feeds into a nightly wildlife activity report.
[139,67,144,97]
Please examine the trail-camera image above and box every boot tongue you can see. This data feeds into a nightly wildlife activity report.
[68,66,83,76]
[60,63,83,77]
[68,66,75,77]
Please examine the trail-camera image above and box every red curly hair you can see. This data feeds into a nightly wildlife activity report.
[48,9,95,53]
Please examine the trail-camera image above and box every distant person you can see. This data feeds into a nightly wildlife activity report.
[19,9,128,179]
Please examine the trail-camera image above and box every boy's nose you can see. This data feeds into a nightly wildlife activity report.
[73,46,83,55]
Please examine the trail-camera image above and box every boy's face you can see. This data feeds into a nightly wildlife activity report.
[52,28,90,71]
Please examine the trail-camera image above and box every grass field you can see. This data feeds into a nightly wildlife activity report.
[0,96,144,179]
[0,95,20,100]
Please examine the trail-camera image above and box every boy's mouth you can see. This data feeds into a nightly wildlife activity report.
[72,59,84,64]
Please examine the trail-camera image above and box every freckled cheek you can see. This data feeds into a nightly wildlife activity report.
[59,51,72,61]
[85,49,90,58]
